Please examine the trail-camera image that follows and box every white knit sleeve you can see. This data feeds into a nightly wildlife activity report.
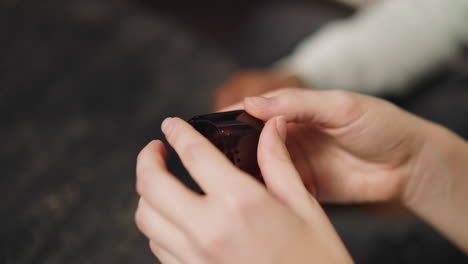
[279,0,468,95]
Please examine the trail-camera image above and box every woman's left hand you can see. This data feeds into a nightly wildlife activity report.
[134,116,352,264]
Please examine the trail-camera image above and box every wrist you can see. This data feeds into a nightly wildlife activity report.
[402,121,466,209]
[282,229,353,264]
[401,119,468,251]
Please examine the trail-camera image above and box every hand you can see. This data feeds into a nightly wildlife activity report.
[240,88,426,204]
[135,116,352,263]
[241,88,468,253]
[213,70,304,110]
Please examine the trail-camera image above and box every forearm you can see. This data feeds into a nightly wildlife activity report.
[280,0,468,95]
[404,121,468,253]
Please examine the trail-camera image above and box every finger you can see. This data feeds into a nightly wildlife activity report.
[161,117,256,194]
[244,89,366,129]
[136,140,204,231]
[149,241,182,264]
[135,198,196,264]
[257,116,316,218]
[218,87,295,112]
[285,129,317,196]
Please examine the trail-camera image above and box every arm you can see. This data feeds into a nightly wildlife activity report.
[280,0,468,95]
[404,121,468,252]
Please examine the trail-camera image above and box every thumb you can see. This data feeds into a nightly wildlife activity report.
[245,89,366,130]
[258,116,314,217]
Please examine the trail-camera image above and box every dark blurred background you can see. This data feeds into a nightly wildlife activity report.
[1,0,467,263]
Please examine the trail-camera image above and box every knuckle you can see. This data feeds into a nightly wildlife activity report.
[280,89,306,121]
[328,90,362,124]
[329,90,357,112]
[136,168,153,195]
[224,191,266,217]
[273,87,303,101]
[282,89,302,103]
[179,142,205,163]
[134,207,146,232]
[149,242,160,255]
[149,241,166,258]
[199,229,229,255]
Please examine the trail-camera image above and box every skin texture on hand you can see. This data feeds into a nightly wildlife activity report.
[213,70,304,110]
[403,121,468,253]
[240,88,425,203]
[136,87,468,261]
[134,116,353,264]
[237,88,468,253]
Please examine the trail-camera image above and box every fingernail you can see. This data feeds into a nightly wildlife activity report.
[276,116,287,142]
[161,117,173,134]
[245,96,270,107]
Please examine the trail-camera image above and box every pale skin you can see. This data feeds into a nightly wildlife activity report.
[136,88,468,263]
